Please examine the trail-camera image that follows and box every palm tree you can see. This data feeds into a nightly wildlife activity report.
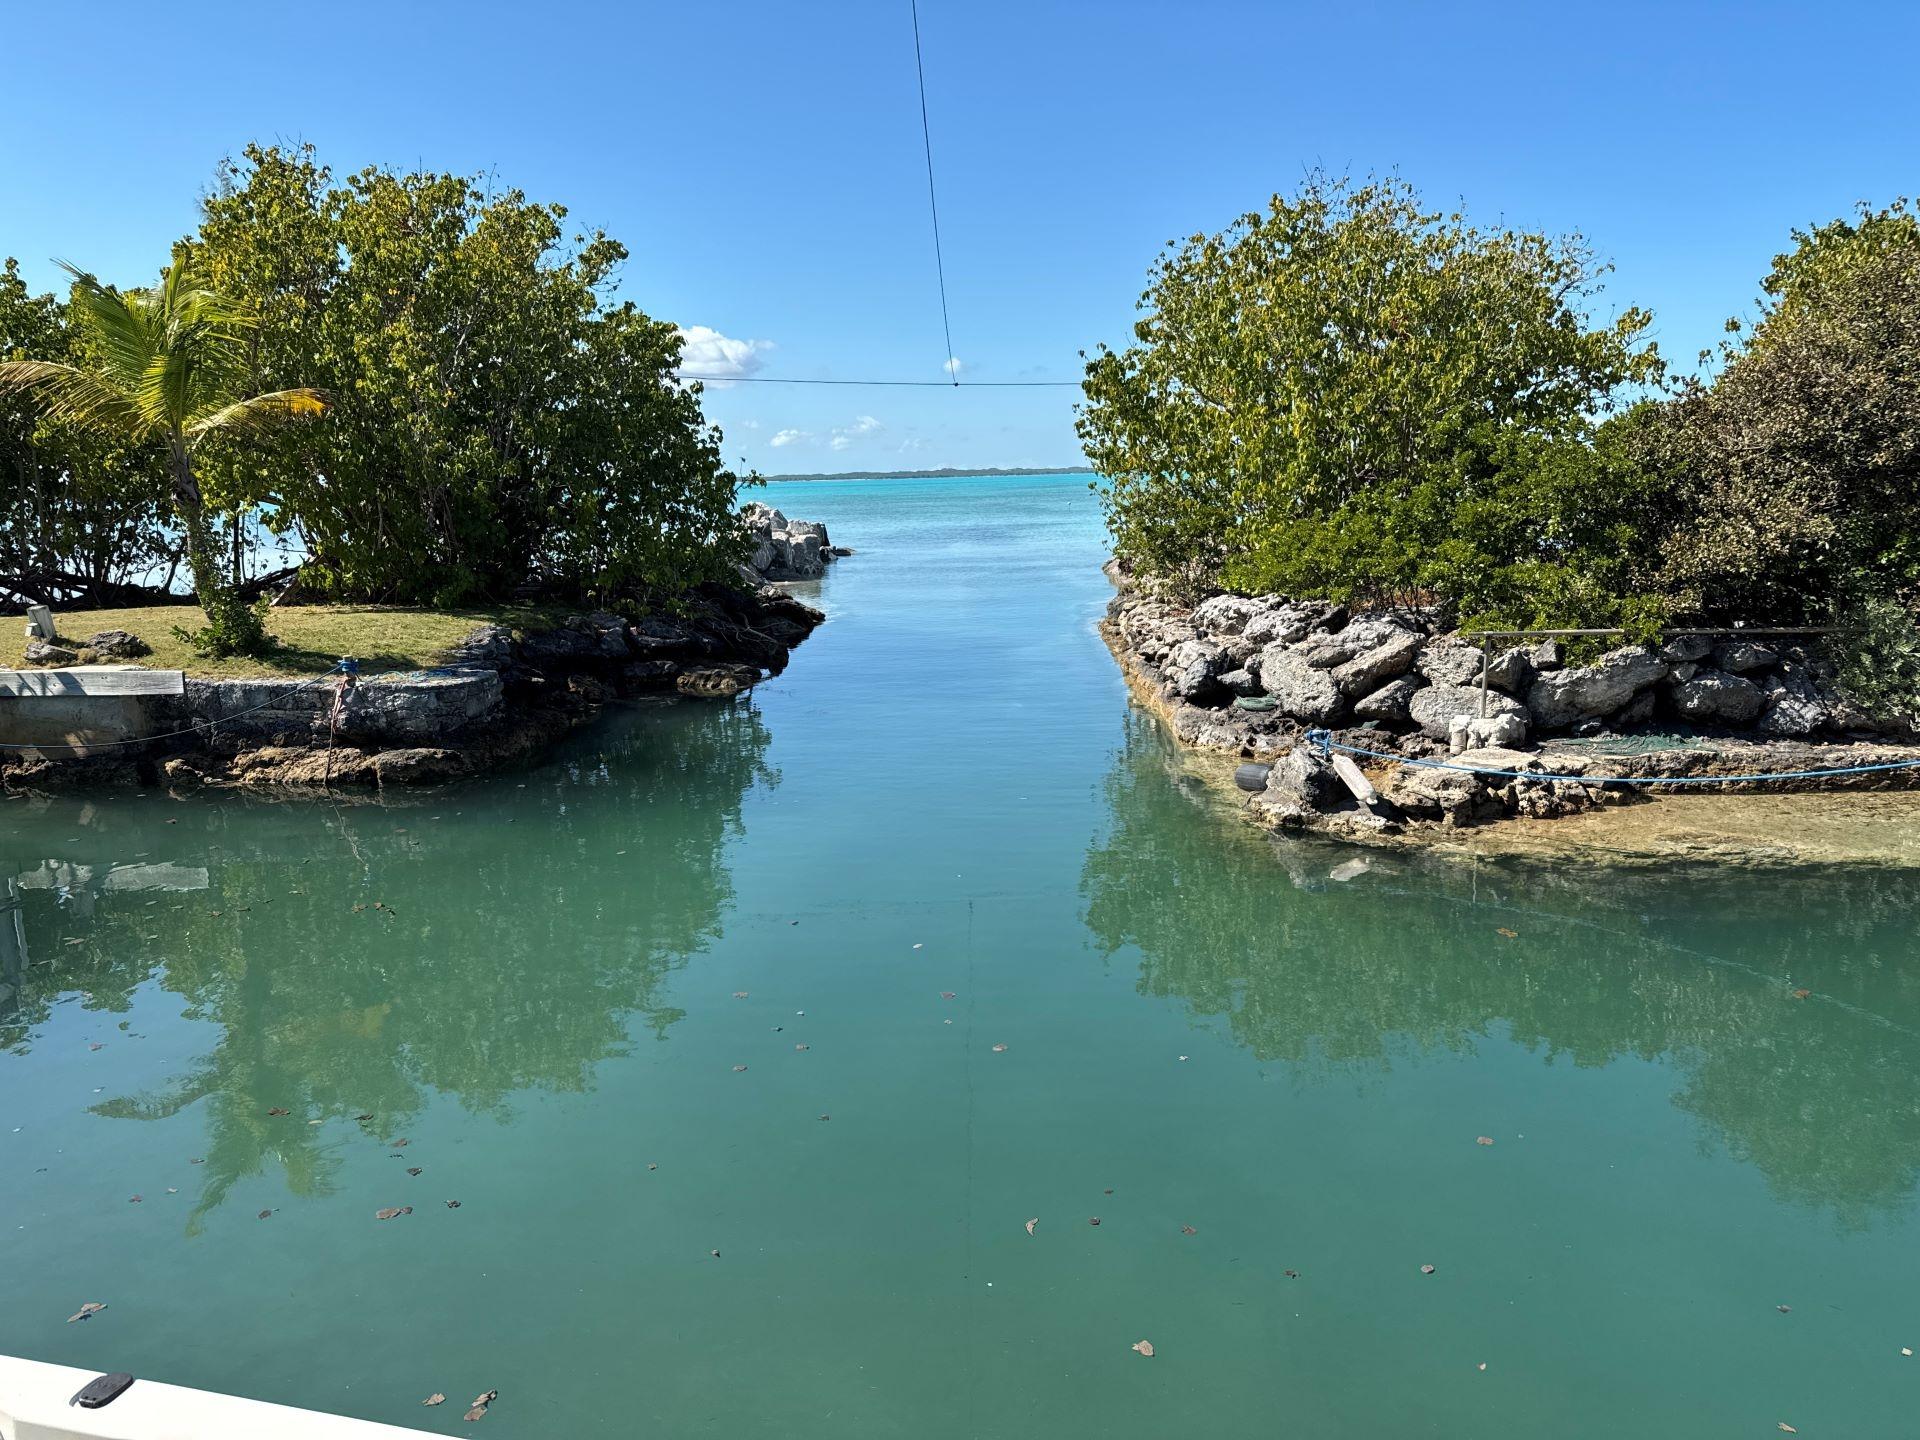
[0,261,326,654]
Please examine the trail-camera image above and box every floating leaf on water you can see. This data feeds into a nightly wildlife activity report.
[1792,989,1811,1000]
[464,1406,488,1423]
[1131,1340,1154,1358]
[794,1043,810,1051]
[1777,1304,1791,1313]
[67,1302,106,1324]
[423,1394,445,1407]
[1476,1136,1494,1146]
[407,1167,423,1177]
[355,1114,374,1122]
[1089,1217,1101,1226]
[392,1138,410,1147]
[1778,1426,1796,1434]
[1025,1218,1038,1235]
[165,1188,177,1194]
[991,1044,1008,1053]
[267,1107,289,1117]
[308,1119,324,1126]
[647,1163,658,1171]
[1180,1225,1197,1235]
[258,1210,273,1220]
[1496,928,1518,939]
[732,991,749,999]
[445,1200,462,1209]
[940,991,956,1000]
[352,905,366,913]
[733,1065,748,1072]
[190,1157,204,1164]
[375,1206,413,1221]
[471,1391,498,1408]
[1420,1264,1436,1275]
[128,1195,141,1203]
[1477,1362,1487,1372]
[912,943,923,950]
[710,1249,721,1258]
[1284,1269,1299,1279]
[1103,1189,1114,1196]
[818,1114,830,1121]
[88,1043,104,1051]
[1902,1347,1913,1357]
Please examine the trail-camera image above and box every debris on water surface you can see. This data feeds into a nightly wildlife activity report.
[446,1200,462,1209]
[190,1157,203,1164]
[375,1206,412,1221]
[912,943,923,950]
[1792,989,1811,1000]
[647,1163,658,1171]
[1903,1347,1913,1357]
[991,1043,1007,1053]
[355,1113,373,1122]
[1420,1264,1436,1275]
[1178,1055,1188,1062]
[710,1249,721,1258]
[128,1195,141,1203]
[308,1119,324,1126]
[423,1394,445,1407]
[1477,1362,1487,1372]
[1496,928,1518,939]
[1104,1189,1114,1196]
[818,1114,830,1121]
[471,1391,498,1409]
[795,1044,810,1051]
[1131,1340,1154,1357]
[1284,1269,1299,1279]
[267,1107,289,1117]
[1089,1217,1101,1226]
[67,1302,106,1323]
[1025,1218,1038,1235]
[1777,1304,1791,1314]
[1476,1136,1494,1146]
[1778,1425,1796,1434]
[732,991,749,999]
[1181,1225,1197,1235]
[407,1167,423,1177]
[940,991,956,1000]
[465,1405,489,1423]
[733,1065,748,1072]
[88,1042,103,1051]
[392,1138,410,1147]
[257,1210,273,1220]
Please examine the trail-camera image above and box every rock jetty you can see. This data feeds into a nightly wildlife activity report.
[1105,568,1920,842]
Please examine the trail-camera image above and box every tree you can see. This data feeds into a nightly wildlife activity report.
[188,143,752,606]
[1651,199,1920,621]
[0,262,326,653]
[1078,174,1662,618]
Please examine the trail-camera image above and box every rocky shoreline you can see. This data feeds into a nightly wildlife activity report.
[2,523,842,794]
[1104,568,1920,845]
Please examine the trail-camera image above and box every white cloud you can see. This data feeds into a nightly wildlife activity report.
[827,414,885,452]
[675,325,774,387]
[770,428,810,448]
[944,356,964,380]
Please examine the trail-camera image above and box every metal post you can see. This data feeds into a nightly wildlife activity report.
[1479,640,1490,719]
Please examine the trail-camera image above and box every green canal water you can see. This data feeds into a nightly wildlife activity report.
[5,473,1920,1437]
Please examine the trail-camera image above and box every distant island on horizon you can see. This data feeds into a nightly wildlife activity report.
[760,465,1096,482]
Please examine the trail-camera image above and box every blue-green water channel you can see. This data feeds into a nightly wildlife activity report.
[4,473,1919,1437]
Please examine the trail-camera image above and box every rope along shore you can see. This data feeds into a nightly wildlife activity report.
[1305,729,1920,787]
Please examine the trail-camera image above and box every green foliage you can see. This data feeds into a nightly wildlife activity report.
[0,261,327,656]
[1649,199,1920,621]
[1835,597,1920,718]
[0,259,171,608]
[1080,174,1661,614]
[188,143,752,607]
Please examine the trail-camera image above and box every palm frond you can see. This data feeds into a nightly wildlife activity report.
[0,358,146,436]
[185,386,330,446]
[57,262,160,403]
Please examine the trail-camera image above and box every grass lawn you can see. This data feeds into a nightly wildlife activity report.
[17,603,569,679]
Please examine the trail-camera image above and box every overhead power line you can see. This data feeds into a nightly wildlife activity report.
[910,0,957,385]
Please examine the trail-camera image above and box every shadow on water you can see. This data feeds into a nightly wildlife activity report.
[0,699,773,1232]
[1081,712,1920,1227]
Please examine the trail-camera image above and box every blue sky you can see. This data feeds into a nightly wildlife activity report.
[4,1,1917,473]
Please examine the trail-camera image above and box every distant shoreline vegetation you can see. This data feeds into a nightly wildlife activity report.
[762,466,1096,482]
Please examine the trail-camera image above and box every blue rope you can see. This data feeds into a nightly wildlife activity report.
[0,659,352,754]
[1305,729,1920,787]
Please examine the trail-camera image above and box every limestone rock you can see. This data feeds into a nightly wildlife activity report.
[520,613,631,665]
[23,639,77,665]
[744,502,839,580]
[1484,646,1534,696]
[1409,683,1526,741]
[1660,634,1714,664]
[82,629,150,659]
[443,624,513,669]
[1418,639,1484,687]
[1353,675,1423,724]
[1263,744,1340,810]
[1525,646,1669,729]
[1331,630,1423,697]
[1383,761,1485,824]
[1527,639,1564,671]
[1714,640,1779,675]
[1755,693,1829,737]
[1163,638,1227,702]
[345,667,504,743]
[1671,668,1766,724]
[1218,667,1263,697]
[1448,712,1529,752]
[372,748,471,785]
[1191,594,1264,636]
[676,663,760,699]
[1256,644,1347,725]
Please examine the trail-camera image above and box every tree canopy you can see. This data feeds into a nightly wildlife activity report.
[1,143,754,628]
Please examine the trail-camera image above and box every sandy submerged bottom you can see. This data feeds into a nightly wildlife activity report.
[1425,790,1920,869]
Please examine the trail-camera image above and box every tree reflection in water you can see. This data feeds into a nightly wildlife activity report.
[2,700,773,1232]
[1081,713,1920,1226]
